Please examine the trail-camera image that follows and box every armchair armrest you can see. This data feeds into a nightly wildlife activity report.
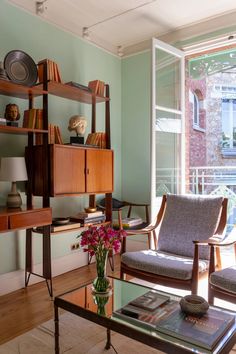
[208,229,236,247]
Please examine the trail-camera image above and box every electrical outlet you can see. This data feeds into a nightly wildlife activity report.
[70,242,80,251]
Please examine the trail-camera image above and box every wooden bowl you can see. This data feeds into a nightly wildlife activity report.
[180,295,209,316]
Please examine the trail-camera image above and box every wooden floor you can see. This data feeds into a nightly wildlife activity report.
[0,256,121,345]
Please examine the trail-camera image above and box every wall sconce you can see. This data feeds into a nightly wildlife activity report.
[0,157,28,208]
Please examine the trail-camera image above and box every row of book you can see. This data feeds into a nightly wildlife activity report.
[38,59,62,83]
[23,109,43,129]
[85,132,106,149]
[88,80,105,96]
[48,124,63,144]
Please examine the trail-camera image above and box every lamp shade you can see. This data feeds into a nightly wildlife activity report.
[0,157,28,182]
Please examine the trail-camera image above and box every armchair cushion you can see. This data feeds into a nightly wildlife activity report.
[121,250,209,280]
[158,194,223,260]
[210,266,236,294]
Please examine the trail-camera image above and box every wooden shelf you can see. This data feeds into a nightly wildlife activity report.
[33,221,110,235]
[0,125,48,135]
[38,81,110,104]
[0,79,47,99]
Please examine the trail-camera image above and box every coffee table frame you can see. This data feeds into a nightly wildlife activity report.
[54,277,236,354]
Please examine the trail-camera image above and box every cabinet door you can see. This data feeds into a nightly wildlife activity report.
[86,149,113,193]
[52,145,86,195]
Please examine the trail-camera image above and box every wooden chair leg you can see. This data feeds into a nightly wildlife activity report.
[208,285,214,305]
[120,267,126,280]
[147,232,152,249]
[215,246,222,270]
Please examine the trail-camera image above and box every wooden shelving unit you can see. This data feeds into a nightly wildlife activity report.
[0,78,53,296]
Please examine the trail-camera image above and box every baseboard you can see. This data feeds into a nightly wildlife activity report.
[0,250,90,296]
[0,237,147,296]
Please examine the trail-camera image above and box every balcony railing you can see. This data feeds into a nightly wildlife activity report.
[156,166,236,227]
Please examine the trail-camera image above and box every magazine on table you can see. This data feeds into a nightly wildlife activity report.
[113,291,235,351]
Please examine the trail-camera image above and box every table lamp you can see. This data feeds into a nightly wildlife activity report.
[0,157,28,208]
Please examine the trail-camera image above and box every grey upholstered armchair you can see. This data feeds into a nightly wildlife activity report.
[208,228,236,305]
[121,194,228,294]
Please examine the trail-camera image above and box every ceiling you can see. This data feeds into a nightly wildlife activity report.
[7,0,236,56]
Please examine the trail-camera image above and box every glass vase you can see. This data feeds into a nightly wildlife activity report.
[93,249,110,293]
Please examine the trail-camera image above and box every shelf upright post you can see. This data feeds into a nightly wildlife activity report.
[89,94,97,208]
[25,92,34,286]
[42,59,53,296]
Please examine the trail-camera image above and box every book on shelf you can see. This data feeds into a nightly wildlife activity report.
[88,80,105,96]
[38,59,62,83]
[85,132,106,148]
[72,211,104,219]
[113,217,143,228]
[50,221,81,232]
[54,125,63,144]
[23,109,43,129]
[65,81,92,92]
[71,215,106,225]
[113,296,235,351]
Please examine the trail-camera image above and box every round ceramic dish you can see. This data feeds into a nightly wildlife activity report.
[52,217,70,225]
[180,295,209,315]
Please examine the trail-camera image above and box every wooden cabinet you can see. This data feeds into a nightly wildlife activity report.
[32,144,113,196]
[86,149,113,193]
[0,207,52,232]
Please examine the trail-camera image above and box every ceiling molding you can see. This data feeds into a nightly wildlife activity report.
[123,10,236,57]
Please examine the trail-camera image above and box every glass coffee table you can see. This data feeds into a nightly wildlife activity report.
[54,276,236,354]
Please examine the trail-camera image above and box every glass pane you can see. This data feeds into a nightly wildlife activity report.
[155,109,181,133]
[155,131,181,197]
[155,48,181,110]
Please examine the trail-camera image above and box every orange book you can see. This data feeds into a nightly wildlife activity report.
[23,110,29,128]
[35,109,43,129]
[98,81,105,96]
[88,80,100,95]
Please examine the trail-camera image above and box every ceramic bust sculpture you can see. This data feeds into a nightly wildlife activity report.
[68,115,87,136]
[4,103,20,121]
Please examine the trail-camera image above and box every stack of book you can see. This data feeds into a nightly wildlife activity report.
[23,109,43,129]
[48,124,63,144]
[85,132,106,148]
[112,291,236,351]
[88,80,105,96]
[38,59,62,83]
[71,210,105,226]
[113,217,143,229]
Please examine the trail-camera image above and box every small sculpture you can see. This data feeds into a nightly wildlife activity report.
[68,115,87,144]
[5,103,20,121]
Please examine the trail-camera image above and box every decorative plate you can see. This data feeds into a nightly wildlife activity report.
[52,217,70,225]
[4,50,38,86]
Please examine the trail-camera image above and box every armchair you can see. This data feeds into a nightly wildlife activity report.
[97,198,150,270]
[208,228,236,305]
[121,194,228,295]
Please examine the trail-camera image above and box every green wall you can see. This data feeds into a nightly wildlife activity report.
[0,1,121,273]
[121,51,151,206]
